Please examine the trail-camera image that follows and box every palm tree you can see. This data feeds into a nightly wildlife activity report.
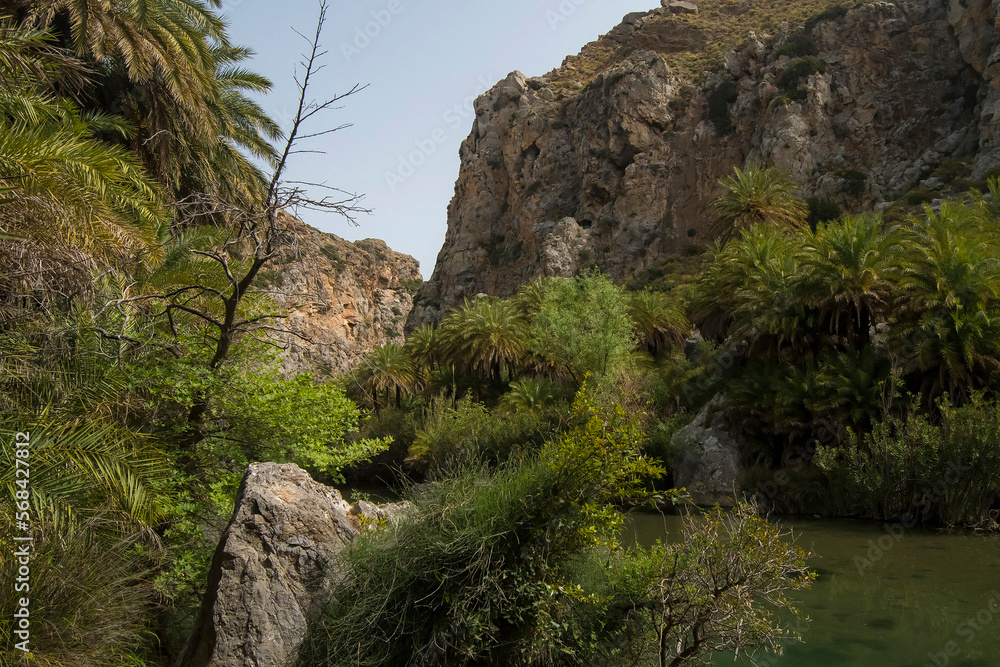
[692,225,815,360]
[801,214,904,348]
[628,289,691,354]
[711,164,808,243]
[437,297,528,385]
[355,344,416,413]
[897,202,1000,401]
[0,19,166,268]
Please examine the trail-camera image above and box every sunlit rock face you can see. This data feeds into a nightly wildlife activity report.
[409,0,999,327]
[264,212,421,377]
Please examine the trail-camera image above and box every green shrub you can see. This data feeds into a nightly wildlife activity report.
[707,80,740,135]
[774,35,818,59]
[299,393,810,667]
[837,168,867,196]
[0,529,157,666]
[804,5,848,33]
[408,397,557,476]
[399,277,422,296]
[319,244,348,271]
[778,56,826,90]
[905,185,938,205]
[807,196,843,228]
[815,396,1000,526]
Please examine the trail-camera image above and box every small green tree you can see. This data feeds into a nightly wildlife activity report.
[530,270,635,382]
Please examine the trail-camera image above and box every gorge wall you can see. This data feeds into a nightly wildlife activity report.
[264,212,421,377]
[409,0,1000,326]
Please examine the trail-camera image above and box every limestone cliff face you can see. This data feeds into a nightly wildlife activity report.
[264,213,421,377]
[410,0,1000,326]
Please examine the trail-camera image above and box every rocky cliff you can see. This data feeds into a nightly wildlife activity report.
[263,212,421,376]
[409,0,1000,326]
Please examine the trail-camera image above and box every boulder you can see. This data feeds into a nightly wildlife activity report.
[662,0,698,13]
[671,396,744,506]
[176,463,402,667]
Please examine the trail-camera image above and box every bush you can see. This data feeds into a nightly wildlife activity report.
[408,397,558,476]
[778,56,826,90]
[815,396,1000,526]
[774,35,818,59]
[0,529,157,666]
[837,168,867,196]
[804,5,848,33]
[807,196,843,228]
[707,80,740,135]
[299,393,811,667]
[905,185,938,205]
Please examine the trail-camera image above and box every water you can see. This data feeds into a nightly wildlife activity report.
[624,513,1000,666]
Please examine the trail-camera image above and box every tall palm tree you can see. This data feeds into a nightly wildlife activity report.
[437,297,528,385]
[801,214,904,348]
[355,344,416,413]
[898,202,1000,401]
[0,19,166,268]
[692,225,815,360]
[711,164,808,243]
[628,289,691,354]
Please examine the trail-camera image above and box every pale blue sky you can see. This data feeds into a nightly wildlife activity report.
[224,0,656,276]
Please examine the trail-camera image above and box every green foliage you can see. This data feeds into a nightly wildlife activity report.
[906,185,939,205]
[807,196,842,228]
[0,529,158,666]
[816,395,1000,526]
[837,168,867,196]
[438,297,528,384]
[408,396,559,476]
[224,373,390,480]
[775,34,818,59]
[298,391,668,667]
[710,164,809,243]
[300,410,812,667]
[804,5,849,33]
[707,80,739,135]
[529,271,636,382]
[778,56,826,90]
[319,244,348,271]
[400,276,423,295]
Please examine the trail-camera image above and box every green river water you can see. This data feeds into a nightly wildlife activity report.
[624,514,1000,667]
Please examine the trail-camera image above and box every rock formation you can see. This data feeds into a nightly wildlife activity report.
[671,395,744,506]
[409,0,1000,326]
[176,462,408,667]
[264,212,421,376]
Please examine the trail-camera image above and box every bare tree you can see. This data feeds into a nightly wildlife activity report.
[119,0,370,463]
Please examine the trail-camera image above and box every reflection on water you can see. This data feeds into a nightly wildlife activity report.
[624,513,1000,666]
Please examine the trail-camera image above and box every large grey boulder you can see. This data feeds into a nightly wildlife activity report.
[177,463,383,667]
[671,396,744,506]
[661,0,698,13]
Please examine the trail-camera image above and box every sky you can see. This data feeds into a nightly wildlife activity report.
[223,0,656,278]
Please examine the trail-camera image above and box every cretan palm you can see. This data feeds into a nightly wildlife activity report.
[0,19,166,268]
[437,297,528,384]
[711,164,808,243]
[355,344,416,412]
[801,214,904,348]
[628,289,691,354]
[898,202,1000,400]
